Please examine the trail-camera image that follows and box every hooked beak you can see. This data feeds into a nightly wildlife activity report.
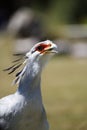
[44,43,58,54]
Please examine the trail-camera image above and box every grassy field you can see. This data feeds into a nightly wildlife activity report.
[42,58,87,130]
[0,37,87,130]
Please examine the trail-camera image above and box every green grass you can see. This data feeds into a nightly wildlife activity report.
[0,37,87,130]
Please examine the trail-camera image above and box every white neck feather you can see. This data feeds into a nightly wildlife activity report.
[17,58,42,98]
[14,59,49,130]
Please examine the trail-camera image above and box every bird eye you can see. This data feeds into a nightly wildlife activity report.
[36,45,45,51]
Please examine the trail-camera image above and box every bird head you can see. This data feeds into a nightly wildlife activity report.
[4,40,58,85]
[26,40,58,68]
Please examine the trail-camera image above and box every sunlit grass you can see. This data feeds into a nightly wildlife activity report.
[0,36,87,130]
[42,58,87,130]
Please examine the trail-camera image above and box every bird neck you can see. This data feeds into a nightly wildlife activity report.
[17,60,42,98]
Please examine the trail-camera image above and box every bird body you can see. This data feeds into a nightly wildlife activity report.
[0,40,57,130]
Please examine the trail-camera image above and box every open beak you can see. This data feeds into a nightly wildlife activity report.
[45,43,58,54]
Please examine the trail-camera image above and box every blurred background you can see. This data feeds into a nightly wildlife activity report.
[0,0,87,130]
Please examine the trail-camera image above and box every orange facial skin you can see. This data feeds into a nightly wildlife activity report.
[35,43,51,54]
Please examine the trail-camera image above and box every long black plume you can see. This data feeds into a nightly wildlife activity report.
[12,58,23,63]
[15,70,23,77]
[8,63,22,74]
[13,53,25,57]
[3,64,19,71]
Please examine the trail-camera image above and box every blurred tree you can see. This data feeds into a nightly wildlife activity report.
[73,0,87,23]
[48,0,87,24]
[0,0,87,29]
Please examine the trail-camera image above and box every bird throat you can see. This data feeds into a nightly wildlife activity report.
[17,61,42,98]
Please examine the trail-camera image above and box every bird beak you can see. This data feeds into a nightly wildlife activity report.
[44,44,58,54]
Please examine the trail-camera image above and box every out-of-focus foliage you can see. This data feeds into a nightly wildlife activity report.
[0,0,87,25]
[28,0,87,24]
[0,0,87,36]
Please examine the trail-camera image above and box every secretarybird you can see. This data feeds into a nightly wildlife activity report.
[0,40,57,130]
